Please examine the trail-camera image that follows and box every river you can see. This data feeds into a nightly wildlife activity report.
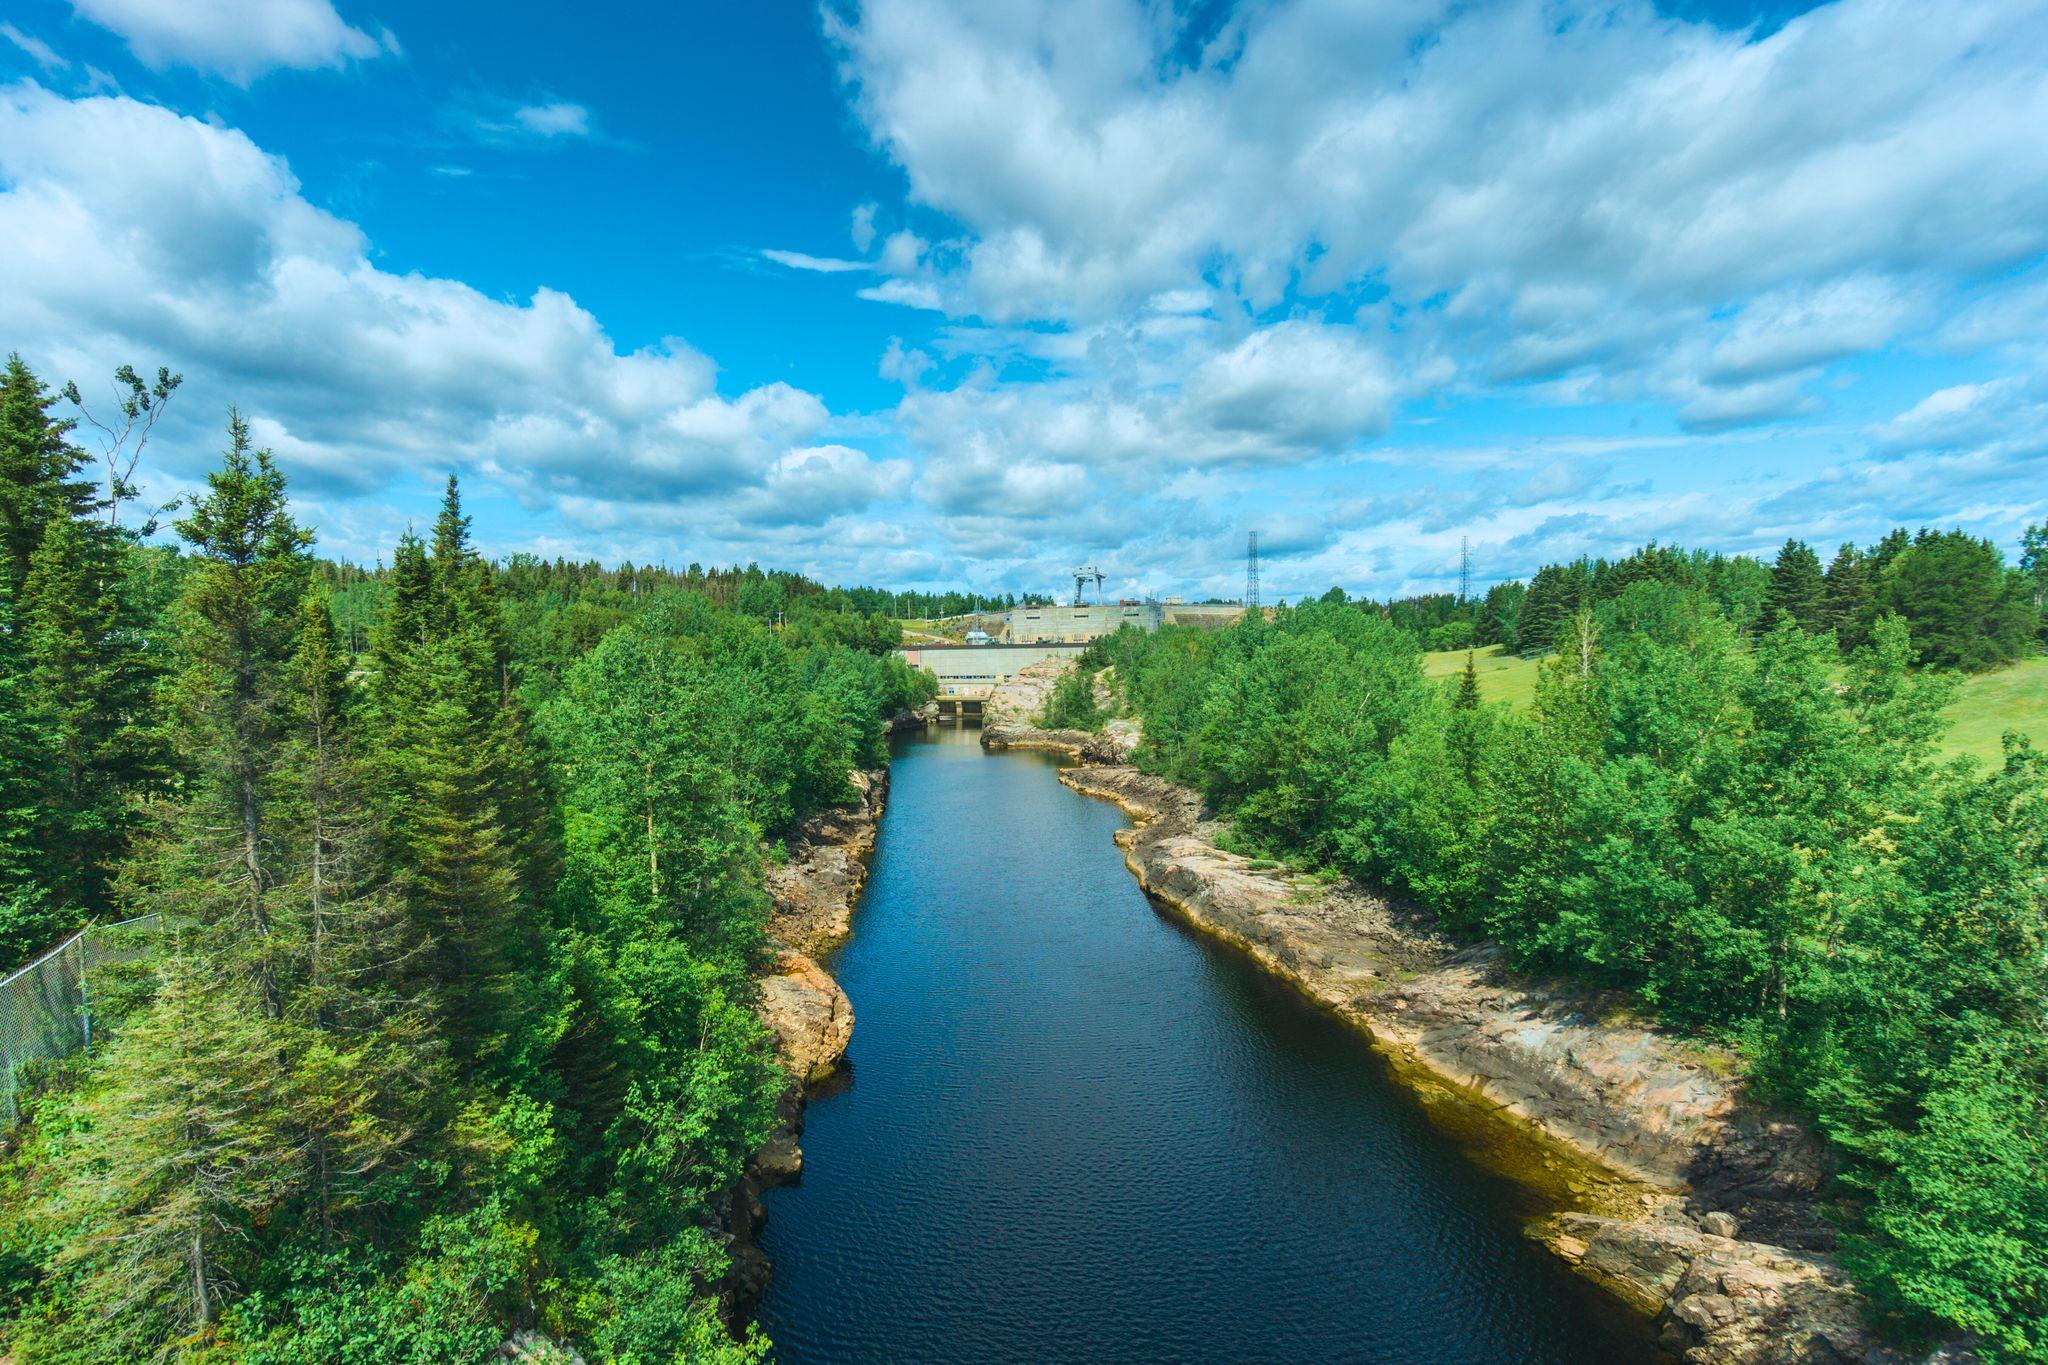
[756,726,1651,1362]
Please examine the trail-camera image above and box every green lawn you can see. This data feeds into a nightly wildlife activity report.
[1421,644,1543,709]
[1422,645,2048,765]
[1941,656,2048,764]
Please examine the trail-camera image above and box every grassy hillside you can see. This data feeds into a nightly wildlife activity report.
[1421,644,1543,709]
[1941,655,2048,764]
[1425,644,2046,763]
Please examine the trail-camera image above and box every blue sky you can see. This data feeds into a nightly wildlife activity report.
[1,0,2044,601]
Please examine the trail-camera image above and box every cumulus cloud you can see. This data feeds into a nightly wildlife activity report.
[834,0,2048,406]
[69,0,391,83]
[0,82,902,562]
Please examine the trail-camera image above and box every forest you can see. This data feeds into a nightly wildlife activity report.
[0,356,934,1361]
[1075,564,2048,1358]
[1381,534,2044,672]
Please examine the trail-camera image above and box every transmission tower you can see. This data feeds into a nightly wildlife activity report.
[1458,535,1472,603]
[1245,531,1261,613]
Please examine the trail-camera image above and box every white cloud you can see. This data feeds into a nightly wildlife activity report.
[761,248,869,273]
[1,23,66,71]
[857,278,945,310]
[511,100,591,138]
[0,82,903,563]
[834,0,2048,400]
[850,202,878,253]
[69,0,390,83]
[456,93,601,146]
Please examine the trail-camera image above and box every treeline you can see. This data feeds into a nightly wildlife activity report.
[1090,594,2048,1357]
[831,587,1051,619]
[1371,532,2044,671]
[0,355,934,1360]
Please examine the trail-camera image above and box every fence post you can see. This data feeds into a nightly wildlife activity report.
[79,935,92,1055]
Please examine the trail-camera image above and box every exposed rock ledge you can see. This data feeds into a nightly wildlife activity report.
[1058,763,1950,1365]
[978,656,1140,762]
[721,763,893,1315]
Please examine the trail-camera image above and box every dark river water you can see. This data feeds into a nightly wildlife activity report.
[756,726,1651,1363]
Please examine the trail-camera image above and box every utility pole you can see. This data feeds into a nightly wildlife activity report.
[1245,531,1261,614]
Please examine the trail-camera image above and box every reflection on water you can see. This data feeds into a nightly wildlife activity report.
[757,727,1650,1363]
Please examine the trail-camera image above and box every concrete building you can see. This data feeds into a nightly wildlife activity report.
[1003,601,1164,643]
[1161,603,1247,629]
[896,641,1090,719]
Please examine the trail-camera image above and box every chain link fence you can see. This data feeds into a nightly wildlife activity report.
[1,914,161,1126]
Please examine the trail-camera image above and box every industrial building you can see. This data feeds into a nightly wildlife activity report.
[1003,602,1163,643]
[895,641,1090,719]
[998,600,1245,642]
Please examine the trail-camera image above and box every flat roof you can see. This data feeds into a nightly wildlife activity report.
[897,642,1090,652]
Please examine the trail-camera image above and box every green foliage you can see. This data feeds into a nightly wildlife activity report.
[1106,594,2048,1354]
[1040,663,1106,731]
[1881,529,2036,670]
[1763,537,1827,632]
[0,419,935,1359]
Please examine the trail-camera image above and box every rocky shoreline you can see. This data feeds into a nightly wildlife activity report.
[720,758,897,1316]
[971,662,1939,1363]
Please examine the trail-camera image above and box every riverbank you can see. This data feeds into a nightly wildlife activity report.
[723,757,898,1314]
[969,657,1915,1362]
[1056,760,1916,1364]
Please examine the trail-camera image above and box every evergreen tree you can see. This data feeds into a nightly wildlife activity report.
[1763,537,1827,632]
[1455,651,1481,710]
[1823,542,1877,651]
[26,957,302,1355]
[1882,529,2034,670]
[0,356,162,928]
[364,476,550,1066]
[0,573,55,959]
[0,353,95,595]
[142,410,313,1010]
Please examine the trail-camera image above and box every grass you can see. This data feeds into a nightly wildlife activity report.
[1422,645,2048,765]
[1940,655,2048,765]
[1420,644,1544,709]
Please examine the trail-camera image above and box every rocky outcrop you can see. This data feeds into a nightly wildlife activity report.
[758,949,854,1085]
[724,765,891,1320]
[1055,762,1923,1364]
[979,657,1140,762]
[1539,1215,1939,1363]
[763,767,888,958]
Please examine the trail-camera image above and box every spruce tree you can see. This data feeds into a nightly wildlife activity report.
[26,952,301,1356]
[1764,537,1827,632]
[145,409,313,1010]
[1823,543,1876,651]
[0,573,55,959]
[0,356,163,927]
[1455,651,1481,710]
[276,593,449,1238]
[364,476,550,1066]
[0,353,96,594]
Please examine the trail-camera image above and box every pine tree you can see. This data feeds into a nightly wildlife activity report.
[145,409,313,1011]
[0,356,162,926]
[0,353,96,595]
[0,573,56,959]
[1455,651,1481,710]
[1764,538,1827,633]
[27,953,301,1355]
[276,594,449,1238]
[364,476,549,1065]
[1823,543,1877,651]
